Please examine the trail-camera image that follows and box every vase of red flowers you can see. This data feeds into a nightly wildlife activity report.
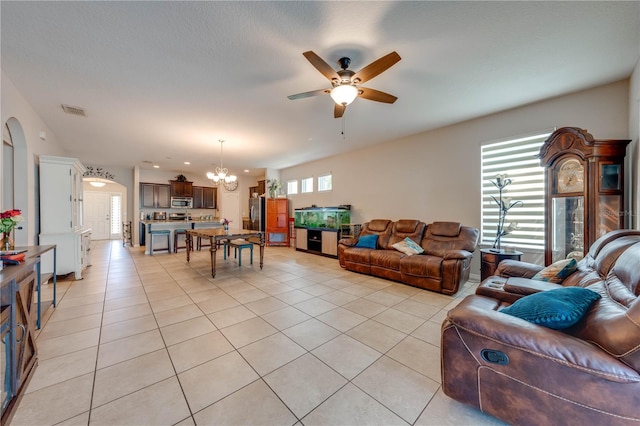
[1,209,23,250]
[220,218,231,233]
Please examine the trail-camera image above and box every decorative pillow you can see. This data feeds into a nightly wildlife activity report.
[355,234,378,249]
[532,258,578,283]
[392,237,424,256]
[501,287,601,330]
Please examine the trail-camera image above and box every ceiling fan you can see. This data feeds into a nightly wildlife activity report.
[288,51,401,118]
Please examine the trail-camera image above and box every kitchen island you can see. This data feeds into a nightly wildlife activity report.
[140,219,222,254]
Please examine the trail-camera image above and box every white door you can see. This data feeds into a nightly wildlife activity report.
[220,191,240,229]
[84,191,111,239]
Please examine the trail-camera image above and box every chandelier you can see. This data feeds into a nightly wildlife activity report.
[206,139,237,191]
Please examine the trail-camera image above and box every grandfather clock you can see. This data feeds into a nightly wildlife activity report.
[538,127,630,265]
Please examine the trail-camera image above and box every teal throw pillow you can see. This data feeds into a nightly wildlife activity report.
[532,258,578,283]
[501,287,600,330]
[355,234,378,249]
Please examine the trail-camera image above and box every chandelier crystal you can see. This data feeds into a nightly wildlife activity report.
[207,139,237,190]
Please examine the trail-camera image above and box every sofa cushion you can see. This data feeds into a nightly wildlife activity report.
[500,287,601,330]
[386,220,426,249]
[532,258,578,283]
[356,234,378,249]
[392,237,424,256]
[400,254,443,279]
[430,222,461,237]
[370,249,404,270]
[359,220,393,249]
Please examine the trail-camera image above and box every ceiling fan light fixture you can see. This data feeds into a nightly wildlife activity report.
[330,84,358,106]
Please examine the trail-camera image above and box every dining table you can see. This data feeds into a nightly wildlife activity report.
[185,228,265,278]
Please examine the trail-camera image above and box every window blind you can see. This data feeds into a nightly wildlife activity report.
[481,132,550,250]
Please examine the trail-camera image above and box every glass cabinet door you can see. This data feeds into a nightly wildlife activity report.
[551,196,584,263]
[1,306,11,416]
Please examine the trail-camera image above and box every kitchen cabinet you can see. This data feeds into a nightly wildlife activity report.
[193,186,217,209]
[140,183,171,209]
[170,180,193,197]
[39,156,92,279]
[249,180,266,197]
[266,198,289,246]
[1,258,38,425]
[539,127,630,265]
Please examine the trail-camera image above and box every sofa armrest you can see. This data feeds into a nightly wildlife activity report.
[443,250,472,260]
[495,259,544,278]
[338,238,358,247]
[446,296,640,382]
[476,277,562,303]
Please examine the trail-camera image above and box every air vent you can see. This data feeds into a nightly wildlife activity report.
[61,104,86,117]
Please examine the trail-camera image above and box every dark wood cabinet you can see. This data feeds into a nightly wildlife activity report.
[539,127,630,265]
[170,180,193,197]
[266,198,289,246]
[192,186,217,209]
[480,249,523,281]
[140,183,171,208]
[1,259,38,425]
[249,180,266,197]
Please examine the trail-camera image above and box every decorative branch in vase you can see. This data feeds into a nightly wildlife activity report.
[267,179,282,198]
[490,174,523,252]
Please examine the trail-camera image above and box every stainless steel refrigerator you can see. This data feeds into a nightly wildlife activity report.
[248,197,265,231]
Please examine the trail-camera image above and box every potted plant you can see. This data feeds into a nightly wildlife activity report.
[267,179,282,198]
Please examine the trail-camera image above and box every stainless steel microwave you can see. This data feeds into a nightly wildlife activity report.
[171,197,193,208]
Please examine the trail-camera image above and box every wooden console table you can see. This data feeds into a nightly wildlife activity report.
[186,228,264,278]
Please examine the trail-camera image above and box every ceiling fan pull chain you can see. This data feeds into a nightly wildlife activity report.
[341,115,346,139]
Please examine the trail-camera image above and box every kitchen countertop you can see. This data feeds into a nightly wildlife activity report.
[141,219,221,225]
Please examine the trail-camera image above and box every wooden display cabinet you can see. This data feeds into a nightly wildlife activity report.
[538,127,630,265]
[266,198,289,246]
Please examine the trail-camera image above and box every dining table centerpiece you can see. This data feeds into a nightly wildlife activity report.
[220,218,232,232]
[1,209,23,250]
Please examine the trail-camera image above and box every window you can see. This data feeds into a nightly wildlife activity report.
[111,194,122,235]
[318,173,332,192]
[481,132,550,251]
[301,177,313,193]
[287,179,298,195]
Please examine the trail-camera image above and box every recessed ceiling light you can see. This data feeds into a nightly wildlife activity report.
[244,169,250,173]
[184,161,191,165]
[153,165,159,168]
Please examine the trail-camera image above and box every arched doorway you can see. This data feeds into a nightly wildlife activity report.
[3,118,29,246]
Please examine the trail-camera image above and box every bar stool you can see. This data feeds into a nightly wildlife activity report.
[174,229,189,253]
[224,239,253,266]
[149,230,171,255]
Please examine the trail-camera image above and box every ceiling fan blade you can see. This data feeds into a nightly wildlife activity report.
[287,89,330,100]
[303,51,340,81]
[358,87,398,104]
[334,103,345,118]
[352,51,401,84]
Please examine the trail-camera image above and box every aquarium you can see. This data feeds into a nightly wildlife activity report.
[294,206,351,230]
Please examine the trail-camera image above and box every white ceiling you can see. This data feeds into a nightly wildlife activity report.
[2,1,639,179]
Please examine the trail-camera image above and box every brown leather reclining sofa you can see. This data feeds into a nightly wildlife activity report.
[442,229,640,425]
[338,219,479,295]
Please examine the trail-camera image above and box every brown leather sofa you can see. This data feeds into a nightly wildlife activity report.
[338,219,479,295]
[441,229,640,425]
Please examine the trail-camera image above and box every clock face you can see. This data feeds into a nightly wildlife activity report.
[556,158,584,193]
[224,180,239,191]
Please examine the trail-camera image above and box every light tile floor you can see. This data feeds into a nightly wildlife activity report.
[10,240,506,425]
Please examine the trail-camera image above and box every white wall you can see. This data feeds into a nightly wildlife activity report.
[280,79,632,272]
[1,71,66,245]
